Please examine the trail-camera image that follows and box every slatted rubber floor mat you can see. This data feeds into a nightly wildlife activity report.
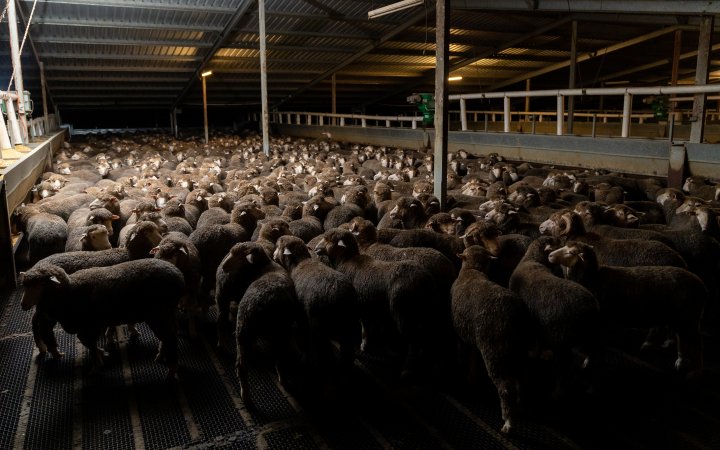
[1,287,719,450]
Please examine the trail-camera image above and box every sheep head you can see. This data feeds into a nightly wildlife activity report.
[348,217,377,247]
[151,240,189,267]
[461,220,501,256]
[273,235,311,269]
[221,242,269,273]
[605,204,641,228]
[314,228,359,265]
[539,210,580,237]
[259,218,291,243]
[19,264,70,311]
[425,213,458,235]
[458,245,497,272]
[81,225,112,251]
[676,197,707,215]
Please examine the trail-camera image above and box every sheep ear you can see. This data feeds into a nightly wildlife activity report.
[410,203,417,208]
[337,239,347,248]
[149,246,160,255]
[578,252,585,262]
[179,246,188,256]
[456,253,465,260]
[79,234,87,242]
[89,215,96,222]
[246,253,254,264]
[111,215,120,221]
[283,247,292,256]
[313,204,320,211]
[49,276,61,285]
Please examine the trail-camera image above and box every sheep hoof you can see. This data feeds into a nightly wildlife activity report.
[50,350,65,359]
[501,422,512,434]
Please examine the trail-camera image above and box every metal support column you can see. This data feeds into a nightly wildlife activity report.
[433,0,449,209]
[690,15,713,144]
[460,98,467,131]
[525,79,531,113]
[332,73,337,125]
[567,20,578,134]
[0,111,12,151]
[503,97,511,132]
[556,95,564,135]
[622,93,633,137]
[40,62,49,134]
[202,75,209,144]
[4,98,23,145]
[7,0,27,144]
[259,0,270,156]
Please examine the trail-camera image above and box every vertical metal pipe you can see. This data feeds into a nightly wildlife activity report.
[556,95,564,135]
[525,79,531,113]
[567,20,577,134]
[592,114,597,137]
[484,113,488,132]
[690,15,713,144]
[433,0,450,209]
[622,93,632,137]
[7,0,27,143]
[259,0,270,155]
[202,75,209,144]
[503,96,510,132]
[531,114,536,134]
[40,62,49,133]
[331,73,337,121]
[460,98,467,131]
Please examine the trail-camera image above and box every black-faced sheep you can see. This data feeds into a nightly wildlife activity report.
[190,200,266,295]
[508,236,600,396]
[548,241,705,372]
[214,242,301,407]
[20,259,184,378]
[315,228,441,378]
[452,245,530,434]
[274,235,361,374]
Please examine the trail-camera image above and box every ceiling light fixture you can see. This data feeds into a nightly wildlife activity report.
[201,70,213,78]
[368,0,423,19]
[448,76,463,81]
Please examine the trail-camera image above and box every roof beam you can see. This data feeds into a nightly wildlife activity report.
[43,64,196,73]
[488,24,692,90]
[172,1,256,110]
[274,5,436,109]
[31,18,223,32]
[583,43,720,87]
[18,0,237,14]
[359,14,575,108]
[31,36,215,48]
[39,53,203,62]
[452,0,720,15]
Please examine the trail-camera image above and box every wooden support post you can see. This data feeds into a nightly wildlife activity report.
[433,0,449,210]
[690,16,713,144]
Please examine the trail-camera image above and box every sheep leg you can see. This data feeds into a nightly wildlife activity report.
[146,317,179,380]
[495,380,516,434]
[32,311,64,359]
[77,331,105,373]
[216,299,232,349]
[235,342,253,408]
[674,329,703,372]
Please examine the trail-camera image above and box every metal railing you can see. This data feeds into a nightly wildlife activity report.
[449,85,720,137]
[270,111,424,129]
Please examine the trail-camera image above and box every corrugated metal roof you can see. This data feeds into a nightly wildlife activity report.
[0,0,717,122]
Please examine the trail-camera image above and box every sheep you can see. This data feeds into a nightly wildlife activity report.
[160,199,194,236]
[452,245,530,434]
[64,224,112,252]
[315,228,442,378]
[151,233,205,334]
[190,200,266,295]
[273,235,361,376]
[287,194,329,243]
[381,228,465,270]
[461,220,533,288]
[548,241,705,372]
[65,208,118,251]
[348,217,457,297]
[377,196,426,230]
[508,236,600,397]
[539,210,687,268]
[13,202,65,258]
[255,217,291,258]
[118,212,168,248]
[20,259,184,378]
[214,242,301,406]
[34,193,95,221]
